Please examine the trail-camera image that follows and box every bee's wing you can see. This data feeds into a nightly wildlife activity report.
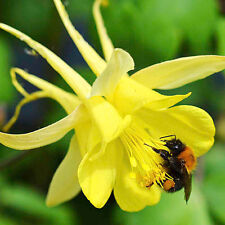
[183,168,192,203]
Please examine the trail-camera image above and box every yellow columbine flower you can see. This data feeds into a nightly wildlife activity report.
[0,0,225,212]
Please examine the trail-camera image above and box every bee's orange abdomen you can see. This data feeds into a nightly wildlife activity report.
[178,146,196,173]
[163,180,175,191]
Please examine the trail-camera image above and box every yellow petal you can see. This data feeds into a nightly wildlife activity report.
[53,0,106,76]
[10,68,80,114]
[46,135,81,207]
[145,92,191,111]
[76,120,103,160]
[91,49,134,99]
[86,96,125,144]
[85,122,102,154]
[93,0,114,61]
[2,91,48,132]
[114,152,161,212]
[0,106,82,150]
[136,105,215,157]
[113,76,190,115]
[132,55,225,89]
[75,121,92,157]
[0,23,91,99]
[78,140,121,208]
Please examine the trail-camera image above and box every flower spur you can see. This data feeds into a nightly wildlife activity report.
[0,0,225,212]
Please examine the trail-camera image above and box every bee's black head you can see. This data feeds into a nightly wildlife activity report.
[164,139,185,156]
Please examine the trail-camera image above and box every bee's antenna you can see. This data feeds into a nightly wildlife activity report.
[160,135,176,140]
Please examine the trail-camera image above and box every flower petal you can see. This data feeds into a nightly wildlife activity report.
[91,48,134,99]
[136,105,215,157]
[75,121,92,157]
[0,23,91,99]
[113,76,190,115]
[53,0,106,76]
[93,0,114,61]
[11,68,80,114]
[75,119,102,160]
[86,96,130,144]
[0,106,83,150]
[114,152,161,212]
[78,140,122,208]
[46,135,81,207]
[132,55,225,90]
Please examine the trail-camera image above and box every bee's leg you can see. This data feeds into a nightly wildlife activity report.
[145,143,171,161]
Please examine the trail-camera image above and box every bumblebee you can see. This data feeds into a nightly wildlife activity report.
[146,135,196,202]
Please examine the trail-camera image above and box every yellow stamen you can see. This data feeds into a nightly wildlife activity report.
[120,126,170,188]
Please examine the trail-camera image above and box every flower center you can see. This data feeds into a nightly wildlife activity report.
[120,126,171,188]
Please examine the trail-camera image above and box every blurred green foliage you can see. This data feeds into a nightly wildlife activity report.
[0,37,15,102]
[0,177,79,225]
[101,0,219,66]
[203,144,225,224]
[0,0,224,224]
[217,17,225,56]
[1,0,52,39]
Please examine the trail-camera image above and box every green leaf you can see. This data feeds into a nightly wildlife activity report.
[113,183,213,225]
